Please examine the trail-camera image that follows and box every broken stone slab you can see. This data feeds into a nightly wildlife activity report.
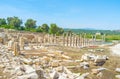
[0,64,5,68]
[76,73,89,79]
[66,66,77,69]
[62,60,74,63]
[35,68,46,79]
[91,67,107,75]
[32,59,40,64]
[58,72,78,79]
[50,71,59,79]
[115,75,120,79]
[80,53,96,61]
[75,60,81,62]
[51,60,60,67]
[81,73,89,78]
[20,65,36,74]
[54,51,64,55]
[88,49,95,53]
[54,66,64,72]
[61,54,71,59]
[47,53,55,57]
[116,68,120,73]
[91,69,99,75]
[96,49,104,52]
[24,46,31,50]
[80,62,89,69]
[63,66,72,74]
[94,55,108,63]
[17,72,38,79]
[21,58,33,65]
[94,55,108,66]
[13,65,36,75]
[0,76,2,79]
[3,67,15,74]
[96,72,103,78]
[58,73,69,79]
[42,56,51,62]
[94,61,105,66]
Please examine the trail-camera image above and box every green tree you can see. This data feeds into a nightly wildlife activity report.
[7,16,22,29]
[49,24,64,35]
[49,24,58,34]
[36,26,42,32]
[25,19,36,29]
[40,24,49,33]
[0,18,6,26]
[57,27,64,35]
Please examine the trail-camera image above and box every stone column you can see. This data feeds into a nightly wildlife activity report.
[8,39,14,50]
[19,37,24,50]
[36,36,39,47]
[48,34,50,44]
[75,35,77,47]
[62,33,65,46]
[66,33,69,46]
[92,35,94,46]
[82,35,84,47]
[54,34,57,44]
[69,34,72,47]
[51,34,54,44]
[72,34,75,47]
[84,34,86,47]
[78,35,80,47]
[13,42,20,56]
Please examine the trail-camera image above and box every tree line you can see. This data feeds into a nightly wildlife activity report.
[0,16,64,35]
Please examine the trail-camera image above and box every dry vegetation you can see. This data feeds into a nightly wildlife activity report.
[48,45,120,79]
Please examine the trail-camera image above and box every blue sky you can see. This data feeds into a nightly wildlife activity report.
[0,0,120,30]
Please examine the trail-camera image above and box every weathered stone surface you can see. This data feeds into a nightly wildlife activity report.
[80,62,89,69]
[19,37,24,50]
[58,73,68,79]
[80,53,96,61]
[115,75,120,79]
[92,67,106,75]
[0,64,5,68]
[91,69,100,75]
[21,58,33,65]
[76,73,89,79]
[8,40,14,50]
[17,72,38,79]
[36,68,46,79]
[116,68,120,73]
[50,71,59,79]
[13,42,20,56]
[51,60,59,67]
[0,33,7,44]
[94,56,108,66]
[61,54,71,59]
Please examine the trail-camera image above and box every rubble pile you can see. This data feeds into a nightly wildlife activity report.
[0,44,90,79]
[0,31,119,79]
